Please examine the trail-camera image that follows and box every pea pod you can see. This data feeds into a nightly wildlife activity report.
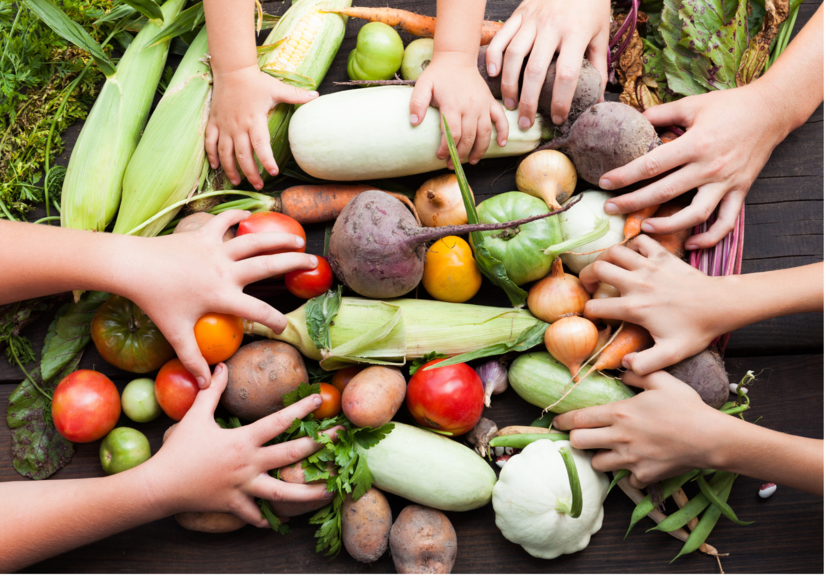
[489,432,569,449]
[607,469,630,496]
[672,473,737,562]
[698,471,754,526]
[626,469,700,538]
[649,471,732,533]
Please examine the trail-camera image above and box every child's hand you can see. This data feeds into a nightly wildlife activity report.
[409,53,509,167]
[118,210,317,388]
[485,0,610,127]
[141,363,338,525]
[579,235,726,375]
[554,370,727,488]
[205,66,318,189]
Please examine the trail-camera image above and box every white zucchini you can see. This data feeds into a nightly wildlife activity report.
[359,422,496,511]
[559,190,626,274]
[288,86,551,181]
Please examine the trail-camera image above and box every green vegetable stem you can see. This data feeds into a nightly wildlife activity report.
[489,432,569,449]
[556,447,583,519]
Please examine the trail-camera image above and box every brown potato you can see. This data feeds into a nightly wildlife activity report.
[174,512,246,533]
[342,487,392,563]
[173,212,234,242]
[390,505,457,574]
[341,366,406,428]
[269,461,336,518]
[222,340,308,421]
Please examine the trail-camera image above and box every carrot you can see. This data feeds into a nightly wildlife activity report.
[576,322,653,384]
[324,7,503,45]
[623,204,660,243]
[647,202,691,258]
[274,184,420,225]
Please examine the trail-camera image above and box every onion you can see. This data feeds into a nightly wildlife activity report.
[544,316,599,379]
[415,174,468,227]
[527,258,590,323]
[591,282,621,327]
[515,150,577,210]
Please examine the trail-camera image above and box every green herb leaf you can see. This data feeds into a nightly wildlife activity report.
[145,3,204,47]
[40,291,109,382]
[0,296,65,366]
[121,0,163,22]
[282,382,322,408]
[408,351,445,375]
[305,286,342,353]
[429,319,548,369]
[352,423,394,450]
[216,417,242,429]
[258,499,290,534]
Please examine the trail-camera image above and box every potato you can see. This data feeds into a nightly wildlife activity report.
[269,461,335,518]
[341,366,406,428]
[174,512,246,533]
[173,212,234,242]
[390,504,457,574]
[342,487,392,563]
[222,340,308,421]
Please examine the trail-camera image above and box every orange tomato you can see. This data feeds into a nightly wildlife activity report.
[331,366,364,393]
[194,313,244,365]
[312,383,342,420]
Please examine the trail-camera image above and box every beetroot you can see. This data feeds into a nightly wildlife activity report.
[328,191,572,299]
[551,101,662,186]
[667,349,730,409]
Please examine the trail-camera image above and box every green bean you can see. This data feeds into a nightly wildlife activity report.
[625,469,700,538]
[649,471,732,533]
[698,472,754,526]
[672,474,736,562]
[607,469,630,496]
[489,432,569,449]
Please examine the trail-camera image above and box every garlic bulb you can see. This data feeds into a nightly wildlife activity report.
[515,150,577,210]
[476,360,508,407]
[544,316,599,379]
[415,174,469,227]
[527,258,590,323]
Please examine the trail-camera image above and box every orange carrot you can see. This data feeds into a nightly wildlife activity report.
[623,204,661,243]
[648,202,691,258]
[324,7,503,45]
[576,323,653,384]
[275,184,419,225]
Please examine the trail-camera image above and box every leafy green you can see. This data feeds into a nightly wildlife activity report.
[408,351,445,375]
[304,286,342,353]
[282,381,321,408]
[0,295,65,366]
[216,416,243,429]
[658,0,709,96]
[258,499,290,534]
[429,319,549,369]
[40,291,109,382]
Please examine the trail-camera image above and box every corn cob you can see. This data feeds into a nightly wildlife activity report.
[113,26,211,238]
[60,0,186,233]
[244,297,545,370]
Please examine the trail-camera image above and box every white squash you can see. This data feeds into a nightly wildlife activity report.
[288,86,551,181]
[358,422,496,511]
[492,439,608,560]
[558,190,626,274]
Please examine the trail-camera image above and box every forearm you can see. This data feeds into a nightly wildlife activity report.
[708,415,823,495]
[204,0,257,73]
[433,0,484,64]
[0,463,174,572]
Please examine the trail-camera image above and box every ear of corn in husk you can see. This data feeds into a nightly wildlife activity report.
[113,26,211,237]
[60,0,186,233]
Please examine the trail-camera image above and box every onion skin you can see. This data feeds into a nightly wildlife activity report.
[544,316,599,379]
[527,258,590,323]
[515,150,577,210]
[415,174,468,227]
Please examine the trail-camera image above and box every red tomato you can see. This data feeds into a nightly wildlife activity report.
[236,212,306,253]
[52,370,121,443]
[331,366,364,393]
[285,256,333,299]
[155,358,200,421]
[406,358,484,436]
[312,383,342,420]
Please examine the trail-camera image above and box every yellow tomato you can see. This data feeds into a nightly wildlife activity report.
[423,236,482,303]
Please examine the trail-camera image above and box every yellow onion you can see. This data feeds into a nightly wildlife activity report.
[591,282,622,327]
[544,316,599,379]
[527,258,590,323]
[415,174,469,227]
[515,150,577,210]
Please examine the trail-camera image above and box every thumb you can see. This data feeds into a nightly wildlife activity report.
[623,341,684,376]
[642,98,694,129]
[273,81,319,106]
[167,327,212,389]
[409,77,433,126]
[189,362,228,417]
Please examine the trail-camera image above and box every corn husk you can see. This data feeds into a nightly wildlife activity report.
[60,0,186,233]
[113,26,211,237]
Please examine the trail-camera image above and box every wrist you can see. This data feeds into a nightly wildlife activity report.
[213,62,260,79]
[748,77,800,142]
[431,49,479,69]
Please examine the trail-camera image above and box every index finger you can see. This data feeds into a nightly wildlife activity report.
[598,137,692,191]
[246,394,323,446]
[550,37,590,125]
[554,404,614,431]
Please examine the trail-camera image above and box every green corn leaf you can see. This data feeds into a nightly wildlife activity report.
[122,0,164,22]
[146,2,204,46]
[304,286,342,352]
[94,3,137,25]
[261,67,317,89]
[429,319,549,369]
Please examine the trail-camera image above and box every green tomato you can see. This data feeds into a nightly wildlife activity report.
[121,378,162,422]
[475,192,563,286]
[347,22,404,81]
[100,427,151,475]
[401,38,434,81]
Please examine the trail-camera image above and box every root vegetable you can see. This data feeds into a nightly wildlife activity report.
[415,174,468,227]
[174,512,247,533]
[552,102,662,186]
[544,316,599,379]
[342,487,393,563]
[271,460,337,518]
[527,258,590,323]
[465,417,499,457]
[648,203,691,258]
[276,184,415,225]
[222,340,308,421]
[666,349,730,409]
[328,190,569,299]
[390,505,457,574]
[577,323,653,384]
[476,360,508,407]
[341,366,407,428]
[515,150,577,210]
[173,212,235,242]
[622,204,660,244]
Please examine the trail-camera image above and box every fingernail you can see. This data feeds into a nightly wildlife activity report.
[599,178,612,190]
[214,363,223,374]
[324,490,335,499]
[551,115,564,125]
[687,243,699,250]
[232,179,240,186]
[621,358,631,369]
[499,139,507,147]
[641,222,655,233]
[470,158,478,165]
[210,162,217,169]
[488,63,497,76]
[504,98,515,109]
[270,168,278,176]
[519,116,531,129]
[410,114,419,125]
[309,91,319,98]
[313,395,323,407]
[295,235,304,247]
[552,417,560,429]
[604,202,619,214]
[197,376,206,387]
[310,255,319,267]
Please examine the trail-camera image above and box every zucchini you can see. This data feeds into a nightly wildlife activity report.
[288,86,554,181]
[359,422,496,511]
[509,352,636,413]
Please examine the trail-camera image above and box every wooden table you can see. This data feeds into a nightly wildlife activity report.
[1,0,823,573]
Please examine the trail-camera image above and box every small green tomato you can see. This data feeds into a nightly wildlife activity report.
[401,38,434,81]
[100,427,152,475]
[121,378,162,422]
[347,22,404,81]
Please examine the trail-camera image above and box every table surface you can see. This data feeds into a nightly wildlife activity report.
[1,0,823,574]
